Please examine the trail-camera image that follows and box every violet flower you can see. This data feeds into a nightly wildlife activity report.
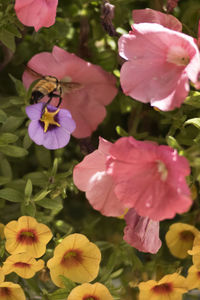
[26,103,76,150]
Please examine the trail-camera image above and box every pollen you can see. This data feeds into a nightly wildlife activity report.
[167,45,190,66]
[40,107,60,132]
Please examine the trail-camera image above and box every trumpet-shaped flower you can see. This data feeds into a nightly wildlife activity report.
[132,8,182,31]
[73,137,126,217]
[47,233,101,287]
[23,46,117,138]
[67,282,113,300]
[4,216,53,258]
[14,0,58,32]
[0,282,26,300]
[107,137,192,221]
[124,208,161,253]
[2,253,44,279]
[26,103,76,150]
[165,223,199,259]
[119,23,200,111]
[138,273,188,300]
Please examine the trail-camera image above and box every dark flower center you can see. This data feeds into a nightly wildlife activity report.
[61,249,83,268]
[83,296,99,300]
[152,282,173,294]
[14,262,30,268]
[179,230,195,242]
[0,287,11,296]
[17,228,38,245]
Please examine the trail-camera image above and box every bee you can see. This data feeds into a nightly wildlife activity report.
[25,65,83,108]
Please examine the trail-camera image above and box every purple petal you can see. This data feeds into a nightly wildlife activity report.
[58,109,76,133]
[42,127,71,150]
[26,103,44,120]
[28,120,45,145]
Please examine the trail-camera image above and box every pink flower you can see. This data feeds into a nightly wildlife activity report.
[14,0,58,32]
[23,46,117,138]
[106,137,192,221]
[73,137,126,216]
[119,23,200,111]
[124,208,161,253]
[132,8,182,32]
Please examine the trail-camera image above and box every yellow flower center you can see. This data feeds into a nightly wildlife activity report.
[20,231,34,238]
[152,282,173,294]
[167,46,190,66]
[64,251,77,259]
[40,107,60,133]
[157,160,168,181]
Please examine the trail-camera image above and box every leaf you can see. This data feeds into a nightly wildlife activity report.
[36,197,63,211]
[24,179,32,199]
[59,275,76,291]
[0,29,15,52]
[48,288,70,300]
[0,177,10,186]
[0,133,18,144]
[184,118,200,129]
[0,158,12,178]
[0,145,28,157]
[9,74,26,97]
[35,145,51,169]
[21,201,36,217]
[0,110,7,123]
[166,136,182,150]
[23,133,33,149]
[2,116,25,132]
[5,24,22,38]
[33,190,51,202]
[0,188,24,202]
[116,125,128,137]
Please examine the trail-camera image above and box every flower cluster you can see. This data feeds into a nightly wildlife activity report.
[73,136,192,253]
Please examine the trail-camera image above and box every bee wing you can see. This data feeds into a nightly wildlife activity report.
[25,65,43,79]
[61,82,83,93]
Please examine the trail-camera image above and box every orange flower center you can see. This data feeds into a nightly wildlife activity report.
[179,230,195,242]
[83,296,98,300]
[152,282,173,294]
[61,249,83,268]
[17,229,38,245]
[0,287,11,296]
[14,262,30,268]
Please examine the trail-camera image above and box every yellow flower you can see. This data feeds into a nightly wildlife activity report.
[2,253,44,279]
[0,267,5,283]
[47,233,101,287]
[138,273,188,300]
[4,216,53,258]
[67,282,113,300]
[186,265,200,290]
[0,282,26,300]
[188,234,200,268]
[165,223,199,259]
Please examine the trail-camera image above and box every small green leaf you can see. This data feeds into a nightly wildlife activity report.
[116,125,128,137]
[166,136,182,150]
[184,118,200,129]
[9,74,26,97]
[47,288,69,300]
[35,145,51,169]
[0,29,15,52]
[0,110,7,123]
[0,133,18,144]
[33,190,51,202]
[0,158,12,178]
[36,197,63,211]
[59,275,76,291]
[24,179,32,199]
[0,145,28,157]
[23,133,32,149]
[21,201,36,217]
[2,116,25,132]
[0,188,23,202]
[0,177,10,186]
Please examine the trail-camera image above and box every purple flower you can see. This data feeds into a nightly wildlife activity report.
[26,103,76,150]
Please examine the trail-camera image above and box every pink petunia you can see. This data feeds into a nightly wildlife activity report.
[73,137,126,217]
[132,8,182,32]
[124,208,161,253]
[14,0,58,32]
[119,23,200,111]
[23,46,117,138]
[106,137,192,221]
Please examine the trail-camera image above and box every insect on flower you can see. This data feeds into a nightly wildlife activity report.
[26,66,83,108]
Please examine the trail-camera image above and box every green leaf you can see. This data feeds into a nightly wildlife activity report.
[116,125,128,137]
[166,136,182,150]
[21,201,36,217]
[0,145,28,157]
[0,29,15,52]
[9,74,26,97]
[36,197,63,211]
[35,145,51,169]
[0,188,23,202]
[24,172,48,187]
[0,177,10,185]
[47,288,69,300]
[5,24,22,38]
[59,275,76,291]
[23,133,33,149]
[0,110,7,123]
[2,116,25,132]
[184,118,200,129]
[24,179,32,199]
[33,190,51,202]
[0,133,18,144]
[0,158,12,178]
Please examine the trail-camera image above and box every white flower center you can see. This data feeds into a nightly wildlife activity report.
[167,46,190,66]
[157,160,168,181]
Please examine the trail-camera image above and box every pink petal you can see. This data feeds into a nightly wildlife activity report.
[86,171,126,216]
[124,208,161,253]
[15,0,58,32]
[132,8,182,32]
